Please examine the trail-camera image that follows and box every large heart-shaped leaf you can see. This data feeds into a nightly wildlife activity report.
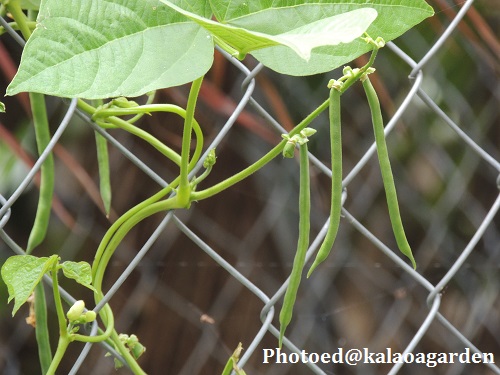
[161,0,377,61]
[244,0,434,75]
[7,0,432,98]
[7,0,214,99]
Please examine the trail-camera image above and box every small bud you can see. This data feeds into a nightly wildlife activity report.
[295,136,309,146]
[375,37,385,48]
[111,97,139,108]
[300,128,316,138]
[203,148,217,168]
[83,310,97,323]
[327,79,343,90]
[233,342,244,360]
[114,357,125,369]
[361,35,374,44]
[360,67,376,81]
[342,66,353,76]
[127,334,139,345]
[67,300,85,322]
[118,333,129,342]
[131,342,146,359]
[283,140,296,158]
[126,335,145,358]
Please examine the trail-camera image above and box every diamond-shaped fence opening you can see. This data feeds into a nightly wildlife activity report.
[1,0,499,374]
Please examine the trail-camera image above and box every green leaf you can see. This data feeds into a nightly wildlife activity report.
[7,0,433,98]
[1,255,58,316]
[61,261,97,293]
[7,0,214,99]
[0,101,5,112]
[173,0,212,17]
[162,1,377,61]
[248,0,434,75]
[221,342,246,375]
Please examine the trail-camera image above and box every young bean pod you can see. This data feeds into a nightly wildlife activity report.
[34,283,52,373]
[307,87,343,277]
[279,142,311,347]
[95,132,112,217]
[27,93,54,253]
[362,77,416,268]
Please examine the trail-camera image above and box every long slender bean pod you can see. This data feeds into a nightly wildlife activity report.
[362,76,416,268]
[95,132,112,217]
[8,2,55,253]
[279,142,311,348]
[307,87,343,277]
[26,93,54,253]
[34,283,52,374]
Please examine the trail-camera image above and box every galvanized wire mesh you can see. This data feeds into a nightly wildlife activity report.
[1,0,499,374]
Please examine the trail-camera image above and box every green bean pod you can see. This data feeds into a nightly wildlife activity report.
[362,77,416,268]
[34,283,52,374]
[95,132,112,217]
[279,142,311,348]
[307,88,343,277]
[27,93,54,253]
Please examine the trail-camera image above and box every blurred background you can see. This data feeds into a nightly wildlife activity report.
[0,0,499,374]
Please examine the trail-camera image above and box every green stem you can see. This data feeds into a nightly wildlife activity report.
[338,48,378,94]
[91,102,205,172]
[45,261,71,375]
[46,336,70,375]
[93,195,180,293]
[107,115,182,166]
[279,142,311,348]
[0,21,36,35]
[71,304,114,343]
[127,91,156,124]
[190,164,212,187]
[362,76,416,268]
[178,76,203,206]
[81,100,205,172]
[109,330,147,375]
[34,283,52,374]
[92,104,186,119]
[51,262,67,336]
[79,100,181,165]
[5,0,31,40]
[91,183,176,280]
[191,98,329,201]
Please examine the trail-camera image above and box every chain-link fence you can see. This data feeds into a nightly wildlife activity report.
[1,0,499,374]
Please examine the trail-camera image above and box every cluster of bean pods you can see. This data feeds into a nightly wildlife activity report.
[278,38,416,347]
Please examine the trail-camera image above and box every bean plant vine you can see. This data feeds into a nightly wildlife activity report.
[0,0,432,374]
